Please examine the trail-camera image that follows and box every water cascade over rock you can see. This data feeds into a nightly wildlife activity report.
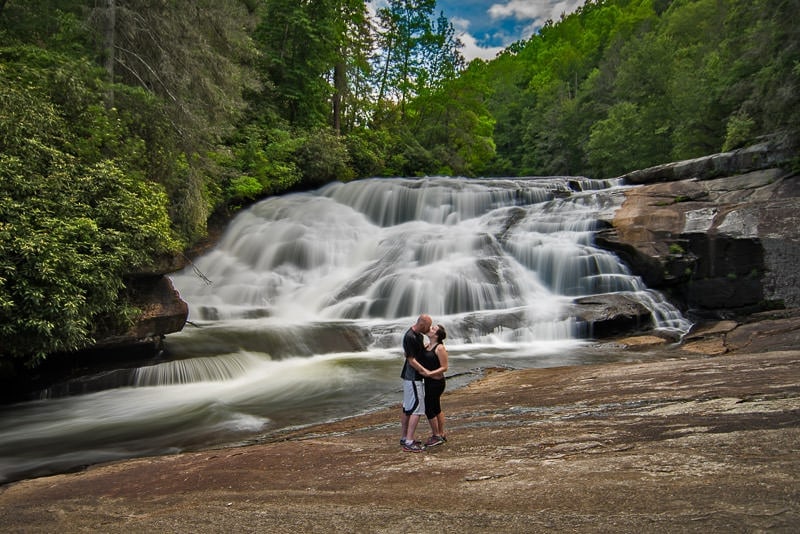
[173,177,689,348]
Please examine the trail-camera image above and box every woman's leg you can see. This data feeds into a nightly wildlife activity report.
[436,412,445,438]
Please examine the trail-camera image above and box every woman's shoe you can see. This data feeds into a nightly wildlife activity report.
[425,435,445,447]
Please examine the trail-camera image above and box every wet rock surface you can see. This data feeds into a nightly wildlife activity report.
[2,324,798,533]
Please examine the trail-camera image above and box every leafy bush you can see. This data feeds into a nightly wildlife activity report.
[722,113,757,152]
[0,49,178,366]
[224,125,303,203]
[228,176,264,203]
[295,128,355,186]
[344,129,388,178]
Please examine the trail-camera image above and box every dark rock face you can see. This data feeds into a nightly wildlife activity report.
[596,146,800,319]
[569,294,653,338]
[95,275,189,349]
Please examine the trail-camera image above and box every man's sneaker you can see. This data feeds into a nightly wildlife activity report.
[402,440,425,452]
[425,435,445,447]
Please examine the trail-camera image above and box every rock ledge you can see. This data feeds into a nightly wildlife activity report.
[1,342,797,533]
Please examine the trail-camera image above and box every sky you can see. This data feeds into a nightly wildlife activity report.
[369,1,586,62]
[438,0,585,60]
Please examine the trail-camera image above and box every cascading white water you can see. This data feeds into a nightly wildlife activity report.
[174,176,688,338]
[0,176,691,485]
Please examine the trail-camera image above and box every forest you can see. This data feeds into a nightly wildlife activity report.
[1,0,798,365]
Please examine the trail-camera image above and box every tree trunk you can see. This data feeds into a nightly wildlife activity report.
[332,61,346,135]
[104,0,116,108]
[376,34,393,105]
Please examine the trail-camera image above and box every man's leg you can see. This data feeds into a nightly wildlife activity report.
[403,380,425,444]
[405,413,421,442]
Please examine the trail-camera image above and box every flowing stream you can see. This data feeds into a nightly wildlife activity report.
[0,177,690,484]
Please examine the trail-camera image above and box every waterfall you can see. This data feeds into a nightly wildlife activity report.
[172,176,689,342]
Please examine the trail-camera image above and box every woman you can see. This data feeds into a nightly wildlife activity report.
[422,324,449,447]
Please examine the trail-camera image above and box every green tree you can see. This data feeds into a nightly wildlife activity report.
[409,61,495,176]
[720,0,800,148]
[242,0,372,188]
[587,101,648,176]
[253,0,332,126]
[373,0,438,118]
[370,0,467,176]
[82,0,259,241]
[331,0,373,134]
[87,0,257,146]
[0,51,178,365]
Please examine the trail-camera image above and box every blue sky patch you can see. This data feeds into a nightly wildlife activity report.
[435,0,584,60]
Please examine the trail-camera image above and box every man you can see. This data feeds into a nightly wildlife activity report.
[400,314,432,452]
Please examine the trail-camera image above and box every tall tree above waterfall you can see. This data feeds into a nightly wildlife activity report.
[372,0,464,119]
[87,0,257,151]
[251,0,372,130]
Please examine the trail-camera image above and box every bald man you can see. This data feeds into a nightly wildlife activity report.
[399,314,432,452]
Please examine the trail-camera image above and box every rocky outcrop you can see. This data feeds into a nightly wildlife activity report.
[0,274,190,402]
[596,140,799,319]
[85,252,190,353]
[570,293,654,338]
[94,275,189,351]
[618,138,795,185]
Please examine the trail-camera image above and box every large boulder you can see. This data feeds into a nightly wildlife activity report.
[94,275,189,350]
[617,138,795,185]
[596,143,800,318]
[569,293,654,338]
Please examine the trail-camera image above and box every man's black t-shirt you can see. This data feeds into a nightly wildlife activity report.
[401,327,425,381]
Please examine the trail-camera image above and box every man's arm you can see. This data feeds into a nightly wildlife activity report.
[406,356,431,377]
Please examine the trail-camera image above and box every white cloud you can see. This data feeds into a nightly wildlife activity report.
[448,15,502,62]
[458,31,506,61]
[488,1,584,24]
[450,16,472,31]
[368,0,587,63]
[489,0,547,20]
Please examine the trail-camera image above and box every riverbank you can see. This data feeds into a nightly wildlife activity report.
[1,340,798,532]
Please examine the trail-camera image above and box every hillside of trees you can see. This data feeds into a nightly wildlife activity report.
[1,0,798,366]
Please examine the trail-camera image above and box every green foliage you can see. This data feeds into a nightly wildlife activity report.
[224,125,302,201]
[344,129,390,178]
[669,243,685,255]
[228,176,264,203]
[587,102,645,177]
[295,129,355,186]
[0,0,88,49]
[722,112,757,151]
[252,0,336,127]
[0,75,177,364]
[372,0,464,118]
[468,0,799,178]
[406,62,496,176]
